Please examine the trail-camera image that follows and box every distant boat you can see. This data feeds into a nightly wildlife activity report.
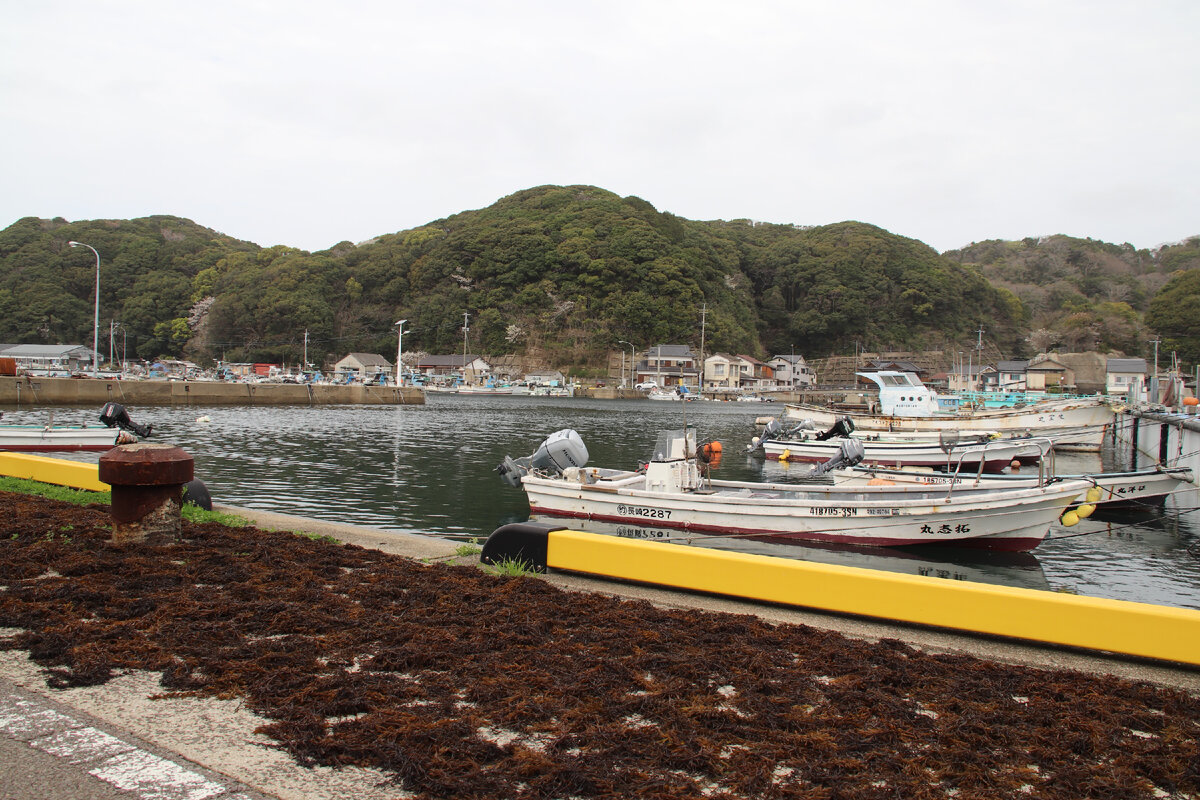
[457,385,515,395]
[0,403,151,452]
[785,371,1114,451]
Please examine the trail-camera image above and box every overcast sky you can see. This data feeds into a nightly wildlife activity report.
[3,1,1197,254]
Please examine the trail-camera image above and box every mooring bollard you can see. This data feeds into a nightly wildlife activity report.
[98,443,195,544]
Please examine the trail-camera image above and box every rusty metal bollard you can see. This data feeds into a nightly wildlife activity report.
[98,443,195,544]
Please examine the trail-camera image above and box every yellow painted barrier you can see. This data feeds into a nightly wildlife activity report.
[0,452,109,493]
[543,528,1200,667]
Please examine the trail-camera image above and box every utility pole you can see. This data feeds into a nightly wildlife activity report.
[1151,337,1161,403]
[698,302,707,391]
[462,312,470,384]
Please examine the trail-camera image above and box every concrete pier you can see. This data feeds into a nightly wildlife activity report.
[0,376,424,406]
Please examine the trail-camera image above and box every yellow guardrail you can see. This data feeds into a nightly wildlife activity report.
[0,452,109,493]
[482,523,1200,667]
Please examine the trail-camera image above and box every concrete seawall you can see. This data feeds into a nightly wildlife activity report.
[0,376,424,406]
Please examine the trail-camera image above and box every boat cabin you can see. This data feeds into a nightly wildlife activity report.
[857,371,941,416]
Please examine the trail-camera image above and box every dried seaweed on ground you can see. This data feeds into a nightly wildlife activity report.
[2,489,1198,799]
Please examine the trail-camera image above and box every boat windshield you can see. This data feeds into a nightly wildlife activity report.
[650,428,697,461]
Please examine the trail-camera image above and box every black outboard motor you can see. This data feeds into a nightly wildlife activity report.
[99,402,152,438]
[815,416,855,441]
[807,438,866,477]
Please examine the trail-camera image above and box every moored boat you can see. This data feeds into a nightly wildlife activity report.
[0,403,151,452]
[497,428,1089,551]
[829,464,1194,512]
[784,371,1114,451]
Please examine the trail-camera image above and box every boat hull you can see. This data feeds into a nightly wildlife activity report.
[759,437,1039,473]
[0,427,118,452]
[831,466,1194,511]
[521,473,1087,552]
[783,400,1114,451]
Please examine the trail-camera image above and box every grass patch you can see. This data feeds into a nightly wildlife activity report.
[485,555,539,577]
[0,476,110,506]
[454,543,483,557]
[182,505,252,527]
[293,531,341,544]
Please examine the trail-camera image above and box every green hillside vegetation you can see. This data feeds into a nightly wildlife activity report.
[945,235,1200,355]
[1,187,1197,372]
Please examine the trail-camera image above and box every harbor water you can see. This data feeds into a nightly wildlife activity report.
[10,395,1200,611]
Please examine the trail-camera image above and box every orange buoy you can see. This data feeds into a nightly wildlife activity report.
[1185,396,1199,406]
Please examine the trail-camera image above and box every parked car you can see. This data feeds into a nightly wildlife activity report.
[635,380,658,390]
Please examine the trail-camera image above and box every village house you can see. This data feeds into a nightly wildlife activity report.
[1106,357,1148,396]
[635,345,699,388]
[334,353,393,382]
[768,354,815,388]
[0,344,99,375]
[703,353,776,392]
[414,354,492,384]
[1026,355,1074,392]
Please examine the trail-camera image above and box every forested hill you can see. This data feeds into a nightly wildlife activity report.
[945,235,1200,356]
[0,185,1192,370]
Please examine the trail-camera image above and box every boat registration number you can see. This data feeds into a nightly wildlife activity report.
[809,507,898,517]
[618,504,672,520]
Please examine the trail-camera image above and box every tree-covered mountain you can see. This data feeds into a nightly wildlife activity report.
[1,186,1196,372]
[945,235,1200,356]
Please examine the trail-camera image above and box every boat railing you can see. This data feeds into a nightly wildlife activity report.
[940,436,1058,499]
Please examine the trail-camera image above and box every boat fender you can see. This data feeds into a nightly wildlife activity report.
[1075,503,1096,519]
[1060,509,1080,527]
[779,449,791,462]
[182,478,212,511]
[1085,486,1103,503]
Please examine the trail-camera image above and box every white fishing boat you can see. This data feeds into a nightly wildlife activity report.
[0,403,151,452]
[829,464,1194,512]
[749,417,1042,472]
[784,371,1114,450]
[497,429,1089,551]
[757,435,1039,473]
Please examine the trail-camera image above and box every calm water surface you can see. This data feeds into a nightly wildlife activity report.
[14,396,1200,610]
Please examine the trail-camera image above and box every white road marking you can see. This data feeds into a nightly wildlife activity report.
[1,689,257,799]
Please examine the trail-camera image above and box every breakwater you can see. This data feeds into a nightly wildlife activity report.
[0,376,424,406]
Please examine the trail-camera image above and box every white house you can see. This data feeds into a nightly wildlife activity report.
[704,353,776,392]
[768,354,815,389]
[1106,357,1147,396]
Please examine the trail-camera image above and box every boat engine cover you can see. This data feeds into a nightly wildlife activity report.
[530,429,589,472]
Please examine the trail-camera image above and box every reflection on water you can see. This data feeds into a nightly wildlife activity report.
[531,514,1052,592]
[7,396,1200,610]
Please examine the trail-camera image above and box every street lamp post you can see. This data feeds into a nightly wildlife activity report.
[618,340,636,388]
[68,241,101,376]
[395,319,408,386]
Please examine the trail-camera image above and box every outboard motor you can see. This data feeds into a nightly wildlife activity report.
[815,416,855,441]
[748,417,815,454]
[497,429,590,488]
[99,402,152,439]
[807,438,866,477]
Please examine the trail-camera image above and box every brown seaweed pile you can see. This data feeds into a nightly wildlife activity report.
[1,490,1198,800]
